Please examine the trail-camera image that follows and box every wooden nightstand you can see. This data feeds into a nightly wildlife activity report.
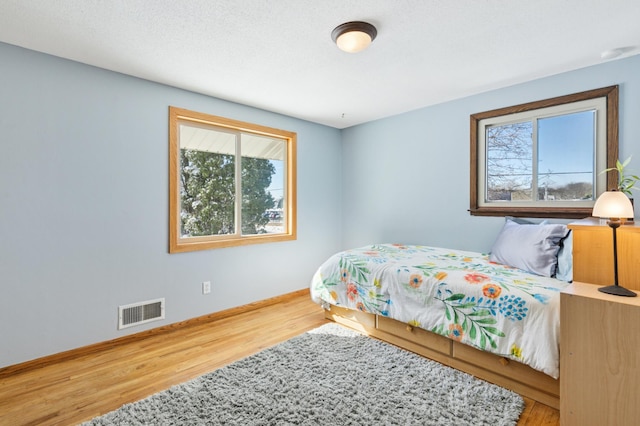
[568,218,640,291]
[560,282,640,425]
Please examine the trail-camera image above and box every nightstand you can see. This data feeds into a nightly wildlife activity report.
[560,282,640,426]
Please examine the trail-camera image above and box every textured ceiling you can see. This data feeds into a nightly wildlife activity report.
[1,0,639,129]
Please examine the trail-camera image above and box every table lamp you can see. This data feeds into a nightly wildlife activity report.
[592,190,636,297]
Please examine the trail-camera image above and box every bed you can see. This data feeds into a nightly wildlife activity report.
[310,219,571,409]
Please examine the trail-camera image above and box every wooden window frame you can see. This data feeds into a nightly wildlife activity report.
[169,106,297,253]
[470,86,619,219]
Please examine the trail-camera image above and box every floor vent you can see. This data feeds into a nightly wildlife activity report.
[118,298,165,330]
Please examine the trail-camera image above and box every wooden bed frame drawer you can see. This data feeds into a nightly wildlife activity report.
[376,316,451,355]
[452,341,559,395]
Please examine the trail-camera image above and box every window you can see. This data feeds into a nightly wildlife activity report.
[169,107,296,252]
[470,86,618,218]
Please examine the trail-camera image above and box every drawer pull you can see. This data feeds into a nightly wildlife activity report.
[406,325,414,332]
[499,357,510,366]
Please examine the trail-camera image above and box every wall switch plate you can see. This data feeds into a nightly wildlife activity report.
[202,281,211,294]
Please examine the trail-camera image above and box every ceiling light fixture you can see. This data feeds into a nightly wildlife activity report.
[331,21,377,53]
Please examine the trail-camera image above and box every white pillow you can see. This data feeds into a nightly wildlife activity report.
[490,220,569,277]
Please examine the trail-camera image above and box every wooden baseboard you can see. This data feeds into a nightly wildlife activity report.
[0,288,310,378]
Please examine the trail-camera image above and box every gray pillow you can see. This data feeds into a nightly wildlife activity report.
[490,220,569,277]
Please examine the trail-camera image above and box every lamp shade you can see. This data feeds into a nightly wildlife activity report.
[592,191,634,219]
[331,21,377,53]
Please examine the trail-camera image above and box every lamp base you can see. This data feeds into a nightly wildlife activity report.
[598,285,637,297]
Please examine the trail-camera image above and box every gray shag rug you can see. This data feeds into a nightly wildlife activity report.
[82,323,524,425]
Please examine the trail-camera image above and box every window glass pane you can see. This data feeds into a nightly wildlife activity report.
[537,111,595,201]
[240,134,285,235]
[264,158,285,232]
[179,124,236,237]
[485,122,533,202]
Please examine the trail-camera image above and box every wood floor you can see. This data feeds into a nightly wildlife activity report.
[0,289,559,425]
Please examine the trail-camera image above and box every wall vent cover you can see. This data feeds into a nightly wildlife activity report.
[118,298,165,330]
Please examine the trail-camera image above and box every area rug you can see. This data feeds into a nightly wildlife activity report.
[82,323,524,425]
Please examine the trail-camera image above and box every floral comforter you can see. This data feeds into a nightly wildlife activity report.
[310,244,571,378]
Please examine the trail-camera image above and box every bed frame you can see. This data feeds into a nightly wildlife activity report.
[323,304,559,409]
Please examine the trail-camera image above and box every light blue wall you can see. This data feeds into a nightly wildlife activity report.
[341,54,640,252]
[2,40,639,368]
[0,42,343,368]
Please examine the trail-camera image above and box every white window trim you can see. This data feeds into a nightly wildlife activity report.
[477,97,607,209]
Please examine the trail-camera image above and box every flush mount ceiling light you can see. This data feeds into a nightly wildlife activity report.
[331,21,377,53]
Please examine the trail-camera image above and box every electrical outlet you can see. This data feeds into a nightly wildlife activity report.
[202,281,211,294]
